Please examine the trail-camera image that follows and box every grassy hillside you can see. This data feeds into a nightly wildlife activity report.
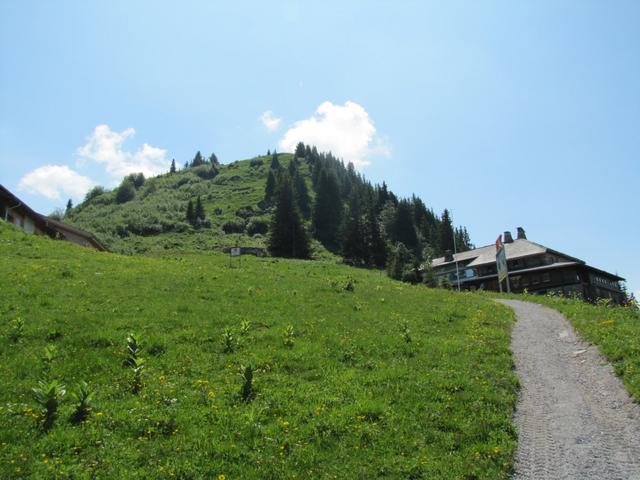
[0,221,518,479]
[65,154,315,256]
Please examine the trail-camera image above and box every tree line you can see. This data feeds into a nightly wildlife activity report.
[265,142,473,284]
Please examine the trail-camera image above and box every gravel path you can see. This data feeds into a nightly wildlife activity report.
[499,299,640,480]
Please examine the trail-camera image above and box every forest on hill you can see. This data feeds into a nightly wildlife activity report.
[64,142,473,284]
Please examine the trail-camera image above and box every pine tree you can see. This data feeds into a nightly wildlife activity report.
[364,194,386,267]
[294,142,306,158]
[264,169,277,204]
[438,209,454,254]
[186,200,195,225]
[267,173,310,259]
[208,153,219,165]
[195,196,205,221]
[65,199,73,215]
[394,200,418,252]
[270,151,280,170]
[170,159,176,173]
[192,151,205,167]
[341,190,367,265]
[312,169,342,250]
[293,171,311,219]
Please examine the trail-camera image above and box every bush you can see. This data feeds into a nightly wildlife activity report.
[193,165,219,180]
[125,173,145,189]
[222,220,245,234]
[235,206,254,219]
[250,158,263,168]
[84,186,106,203]
[116,179,136,204]
[246,218,268,236]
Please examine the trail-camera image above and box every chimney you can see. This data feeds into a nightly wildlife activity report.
[516,227,527,240]
[444,249,454,262]
[503,231,514,243]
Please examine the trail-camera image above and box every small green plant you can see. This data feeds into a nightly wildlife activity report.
[282,324,295,348]
[70,381,95,423]
[46,328,63,341]
[41,344,58,371]
[32,379,66,430]
[222,327,236,353]
[125,333,143,366]
[239,364,254,402]
[239,320,251,336]
[8,317,24,342]
[400,320,412,343]
[131,357,145,394]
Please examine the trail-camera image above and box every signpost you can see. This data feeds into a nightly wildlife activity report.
[495,235,511,293]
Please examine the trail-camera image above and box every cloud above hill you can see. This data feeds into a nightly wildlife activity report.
[278,101,390,167]
[18,165,95,201]
[260,111,282,131]
[77,124,168,179]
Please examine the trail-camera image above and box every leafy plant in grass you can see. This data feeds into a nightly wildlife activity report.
[70,381,95,423]
[125,334,145,393]
[282,324,295,348]
[239,320,251,336]
[239,365,254,402]
[222,327,236,353]
[41,344,58,373]
[400,320,412,343]
[7,317,24,342]
[32,379,66,430]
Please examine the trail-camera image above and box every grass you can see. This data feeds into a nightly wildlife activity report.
[0,221,518,479]
[496,291,640,401]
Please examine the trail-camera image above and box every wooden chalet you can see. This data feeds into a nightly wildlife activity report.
[0,184,106,251]
[430,227,625,304]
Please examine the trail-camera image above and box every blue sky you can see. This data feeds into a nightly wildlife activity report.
[1,1,638,296]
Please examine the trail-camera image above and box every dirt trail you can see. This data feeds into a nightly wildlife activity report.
[499,299,640,480]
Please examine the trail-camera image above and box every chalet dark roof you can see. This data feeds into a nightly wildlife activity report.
[431,238,623,281]
[40,216,107,251]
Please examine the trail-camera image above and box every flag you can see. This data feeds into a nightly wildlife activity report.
[495,234,503,252]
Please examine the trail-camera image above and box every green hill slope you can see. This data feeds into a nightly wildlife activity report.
[66,154,306,255]
[0,221,517,479]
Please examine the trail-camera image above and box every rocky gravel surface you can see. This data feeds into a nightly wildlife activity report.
[499,299,640,480]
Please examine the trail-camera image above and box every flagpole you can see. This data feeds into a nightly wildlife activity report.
[453,224,461,292]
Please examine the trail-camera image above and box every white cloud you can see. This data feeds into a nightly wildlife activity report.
[77,124,168,179]
[278,101,390,167]
[260,111,282,131]
[18,165,95,201]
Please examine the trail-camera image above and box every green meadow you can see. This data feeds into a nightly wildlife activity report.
[0,222,518,479]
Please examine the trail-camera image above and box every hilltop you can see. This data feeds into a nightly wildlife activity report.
[0,220,517,479]
[65,153,303,255]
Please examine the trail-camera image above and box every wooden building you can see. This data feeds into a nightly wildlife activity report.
[430,227,625,304]
[0,184,106,251]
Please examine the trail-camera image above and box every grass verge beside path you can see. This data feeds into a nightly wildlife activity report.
[487,291,640,401]
[0,222,518,479]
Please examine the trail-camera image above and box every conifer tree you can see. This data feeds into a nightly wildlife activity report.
[195,196,205,222]
[65,199,73,215]
[364,194,386,267]
[294,142,306,158]
[208,153,219,165]
[312,169,342,250]
[267,173,310,259]
[394,199,418,252]
[341,190,367,265]
[170,159,176,173]
[186,200,195,225]
[264,169,277,204]
[438,209,454,254]
[270,151,280,170]
[293,171,311,219]
[192,151,205,167]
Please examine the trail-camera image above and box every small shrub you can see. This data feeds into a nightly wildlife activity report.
[116,179,136,204]
[235,207,254,219]
[41,344,58,371]
[8,318,24,342]
[32,380,66,430]
[400,320,412,343]
[239,320,251,336]
[250,158,263,167]
[70,381,95,423]
[46,329,63,341]
[222,220,245,234]
[222,328,235,353]
[131,357,145,394]
[246,218,268,236]
[193,165,218,179]
[282,325,295,348]
[239,365,254,402]
[125,333,143,366]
